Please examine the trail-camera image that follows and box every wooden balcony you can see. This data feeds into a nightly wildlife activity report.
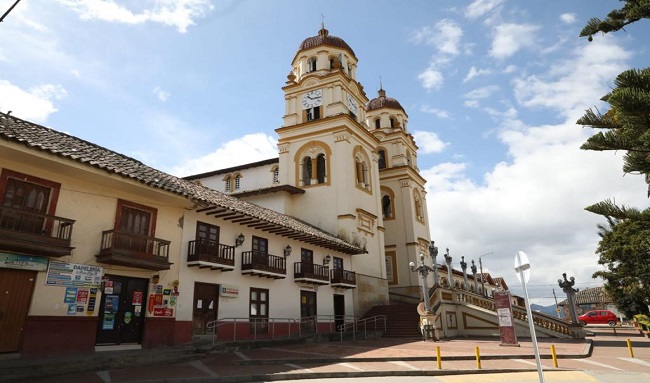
[293,262,329,285]
[0,205,75,257]
[96,230,172,271]
[330,268,356,289]
[241,251,286,279]
[187,239,235,271]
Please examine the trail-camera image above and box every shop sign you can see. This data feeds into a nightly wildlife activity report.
[46,261,103,287]
[495,291,518,346]
[153,307,174,317]
[0,252,49,271]
[220,284,239,298]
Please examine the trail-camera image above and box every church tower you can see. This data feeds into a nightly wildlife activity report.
[366,87,432,298]
[276,26,389,313]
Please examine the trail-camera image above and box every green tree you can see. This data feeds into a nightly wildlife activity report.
[580,0,650,41]
[592,215,650,318]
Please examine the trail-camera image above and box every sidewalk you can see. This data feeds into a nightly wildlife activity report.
[2,326,646,383]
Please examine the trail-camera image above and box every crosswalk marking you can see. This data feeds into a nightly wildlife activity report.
[189,360,220,377]
[619,357,650,367]
[234,351,250,360]
[513,358,538,366]
[284,363,314,372]
[390,360,420,370]
[573,358,622,371]
[338,362,365,371]
[95,370,111,383]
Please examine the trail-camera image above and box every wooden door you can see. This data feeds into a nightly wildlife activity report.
[193,282,219,334]
[300,290,317,332]
[0,269,36,352]
[333,294,345,331]
[1,178,50,233]
[118,206,152,252]
[95,275,148,345]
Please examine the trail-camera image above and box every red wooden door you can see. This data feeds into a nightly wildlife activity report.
[0,268,36,352]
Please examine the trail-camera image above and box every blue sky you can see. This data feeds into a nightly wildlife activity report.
[2,0,649,306]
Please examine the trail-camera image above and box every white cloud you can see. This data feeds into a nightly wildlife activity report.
[464,100,479,108]
[170,133,278,177]
[56,0,214,33]
[463,66,492,82]
[424,32,644,305]
[153,86,170,102]
[418,68,444,91]
[411,19,463,56]
[503,65,517,74]
[489,23,541,59]
[464,85,499,100]
[412,131,448,154]
[0,80,66,122]
[560,13,577,24]
[513,35,630,120]
[465,0,504,20]
[421,106,450,119]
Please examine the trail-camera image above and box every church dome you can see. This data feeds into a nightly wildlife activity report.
[367,88,405,112]
[298,27,356,57]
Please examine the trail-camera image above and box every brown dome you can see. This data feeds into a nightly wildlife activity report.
[367,88,405,112]
[298,27,355,57]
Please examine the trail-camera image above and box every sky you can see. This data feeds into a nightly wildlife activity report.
[1,0,649,307]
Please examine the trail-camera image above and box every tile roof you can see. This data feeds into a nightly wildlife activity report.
[558,286,611,306]
[0,112,365,255]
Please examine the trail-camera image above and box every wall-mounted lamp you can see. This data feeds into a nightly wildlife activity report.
[283,245,292,258]
[152,274,160,284]
[323,255,331,265]
[235,233,245,247]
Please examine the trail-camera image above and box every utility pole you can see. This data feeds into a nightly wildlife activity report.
[1,0,21,23]
[477,252,494,296]
[552,288,561,318]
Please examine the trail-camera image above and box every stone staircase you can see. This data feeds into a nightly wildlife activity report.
[363,303,421,338]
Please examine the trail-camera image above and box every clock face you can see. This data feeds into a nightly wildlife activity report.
[302,89,322,109]
[347,94,358,114]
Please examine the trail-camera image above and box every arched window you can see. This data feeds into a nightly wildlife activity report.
[378,149,387,169]
[271,166,279,184]
[441,277,449,288]
[454,280,461,288]
[374,118,381,129]
[390,117,396,128]
[224,175,232,192]
[381,187,395,220]
[234,173,242,190]
[302,157,312,186]
[353,146,371,191]
[413,190,424,223]
[308,57,317,72]
[295,141,331,187]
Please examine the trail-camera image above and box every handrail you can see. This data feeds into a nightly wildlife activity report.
[0,205,75,240]
[299,314,357,334]
[206,317,299,346]
[338,315,387,342]
[187,239,235,265]
[99,229,170,258]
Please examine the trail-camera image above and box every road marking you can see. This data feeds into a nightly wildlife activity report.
[513,358,538,366]
[189,360,219,377]
[234,351,250,360]
[285,363,314,372]
[619,357,650,367]
[390,360,420,370]
[338,362,365,371]
[573,358,622,371]
[95,371,111,383]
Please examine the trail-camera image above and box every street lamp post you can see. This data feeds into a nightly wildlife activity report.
[478,252,494,296]
[410,254,435,312]
[460,256,468,290]
[444,248,453,288]
[558,273,579,323]
[429,241,439,287]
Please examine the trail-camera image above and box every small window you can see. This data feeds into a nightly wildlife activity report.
[382,195,392,219]
[308,57,317,72]
[316,154,326,184]
[390,117,396,128]
[224,176,231,192]
[302,157,312,186]
[306,106,320,121]
[374,118,381,129]
[234,174,241,190]
[272,167,279,184]
[378,149,387,169]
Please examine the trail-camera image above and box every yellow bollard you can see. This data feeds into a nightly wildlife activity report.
[627,338,635,358]
[475,346,481,369]
[436,345,442,369]
[550,344,558,368]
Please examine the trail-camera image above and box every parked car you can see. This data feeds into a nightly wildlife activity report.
[577,310,618,326]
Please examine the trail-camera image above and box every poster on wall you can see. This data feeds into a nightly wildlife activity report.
[64,287,78,303]
[76,289,89,304]
[132,291,143,305]
[102,313,115,330]
[67,304,77,315]
[104,295,119,313]
[46,261,103,287]
[87,288,97,315]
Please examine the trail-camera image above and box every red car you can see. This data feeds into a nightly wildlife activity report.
[577,310,618,326]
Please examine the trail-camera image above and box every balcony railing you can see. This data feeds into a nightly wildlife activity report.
[330,268,356,288]
[241,250,286,279]
[96,229,172,271]
[293,262,329,285]
[0,205,75,257]
[187,239,235,271]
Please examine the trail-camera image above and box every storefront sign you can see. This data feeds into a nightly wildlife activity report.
[76,289,89,304]
[64,287,78,303]
[220,284,239,298]
[0,252,49,271]
[495,291,518,346]
[132,291,143,305]
[46,261,103,287]
[148,294,155,313]
[153,307,174,317]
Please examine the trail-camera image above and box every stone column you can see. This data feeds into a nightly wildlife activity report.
[444,248,453,289]
[429,241,439,287]
[471,260,478,292]
[460,256,468,290]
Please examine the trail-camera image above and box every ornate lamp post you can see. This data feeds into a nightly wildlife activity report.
[409,254,435,312]
[471,260,478,292]
[429,241,439,287]
[444,248,453,288]
[460,256,468,290]
[558,273,579,323]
